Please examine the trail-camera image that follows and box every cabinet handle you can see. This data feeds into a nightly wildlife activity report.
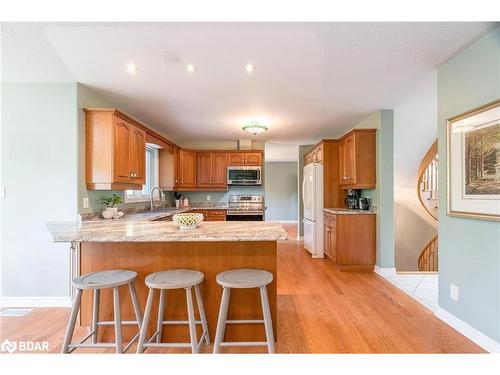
[326,228,330,232]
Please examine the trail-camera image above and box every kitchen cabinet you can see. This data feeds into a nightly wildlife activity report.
[323,211,375,270]
[304,143,323,165]
[228,152,262,166]
[338,129,376,189]
[177,150,197,188]
[188,209,227,221]
[197,152,228,188]
[85,109,146,190]
[303,140,344,208]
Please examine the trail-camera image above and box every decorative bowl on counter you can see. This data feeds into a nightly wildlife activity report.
[172,213,203,229]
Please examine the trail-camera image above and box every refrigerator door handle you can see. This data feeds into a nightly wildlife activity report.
[302,174,306,205]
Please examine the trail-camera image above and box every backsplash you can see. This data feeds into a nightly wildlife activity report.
[83,186,263,214]
[173,186,264,204]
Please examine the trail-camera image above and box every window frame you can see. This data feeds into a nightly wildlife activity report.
[124,145,160,203]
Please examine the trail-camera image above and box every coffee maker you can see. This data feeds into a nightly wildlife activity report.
[345,189,361,209]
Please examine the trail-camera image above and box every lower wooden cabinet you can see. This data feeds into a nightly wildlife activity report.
[188,209,227,221]
[323,211,376,270]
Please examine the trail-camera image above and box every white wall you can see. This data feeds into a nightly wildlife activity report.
[1,82,78,302]
[393,72,439,271]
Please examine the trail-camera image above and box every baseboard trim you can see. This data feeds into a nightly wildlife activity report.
[0,297,72,308]
[373,265,397,277]
[435,306,500,353]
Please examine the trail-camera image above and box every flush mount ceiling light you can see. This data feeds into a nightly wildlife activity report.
[186,64,196,73]
[162,51,180,63]
[245,64,255,73]
[126,63,138,74]
[242,121,268,135]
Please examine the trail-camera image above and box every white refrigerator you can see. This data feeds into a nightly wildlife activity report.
[302,163,324,258]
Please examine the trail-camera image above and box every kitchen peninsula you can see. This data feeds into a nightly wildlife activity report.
[47,219,288,344]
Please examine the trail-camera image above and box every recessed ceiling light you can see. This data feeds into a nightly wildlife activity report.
[245,64,255,73]
[126,63,138,74]
[186,64,196,73]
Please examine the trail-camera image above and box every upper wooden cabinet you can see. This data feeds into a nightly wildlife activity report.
[177,150,197,188]
[85,109,146,190]
[304,142,323,165]
[197,151,228,187]
[228,152,262,166]
[339,129,376,189]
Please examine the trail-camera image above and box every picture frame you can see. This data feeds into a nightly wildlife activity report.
[447,99,500,221]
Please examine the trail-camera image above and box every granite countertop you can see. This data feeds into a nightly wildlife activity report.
[46,220,289,243]
[86,203,230,222]
[324,208,376,215]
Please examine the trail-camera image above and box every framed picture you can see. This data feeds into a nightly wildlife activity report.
[447,99,500,221]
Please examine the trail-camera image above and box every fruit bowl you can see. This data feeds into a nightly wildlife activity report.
[172,213,203,229]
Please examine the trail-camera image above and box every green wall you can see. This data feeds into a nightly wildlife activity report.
[264,162,298,221]
[355,110,395,268]
[437,27,500,342]
[1,82,78,297]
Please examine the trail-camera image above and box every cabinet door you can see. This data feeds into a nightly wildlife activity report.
[245,152,262,166]
[212,152,228,187]
[330,216,337,263]
[173,148,180,187]
[316,144,323,164]
[196,152,213,187]
[113,118,133,183]
[323,217,331,258]
[179,150,196,187]
[339,140,346,185]
[228,152,245,166]
[344,134,356,184]
[130,126,146,185]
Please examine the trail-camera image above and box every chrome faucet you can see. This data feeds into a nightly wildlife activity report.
[150,187,165,210]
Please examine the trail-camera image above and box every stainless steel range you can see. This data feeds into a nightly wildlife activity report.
[226,195,264,221]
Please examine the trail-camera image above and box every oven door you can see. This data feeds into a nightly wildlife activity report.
[226,210,264,221]
[227,166,261,185]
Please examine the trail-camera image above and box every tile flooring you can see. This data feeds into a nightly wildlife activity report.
[385,273,438,312]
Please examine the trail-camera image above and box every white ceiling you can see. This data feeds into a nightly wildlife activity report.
[2,22,497,144]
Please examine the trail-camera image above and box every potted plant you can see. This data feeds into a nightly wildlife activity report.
[102,194,123,218]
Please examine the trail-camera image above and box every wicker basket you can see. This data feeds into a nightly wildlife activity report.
[172,213,204,229]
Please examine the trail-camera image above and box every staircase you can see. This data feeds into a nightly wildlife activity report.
[417,141,438,272]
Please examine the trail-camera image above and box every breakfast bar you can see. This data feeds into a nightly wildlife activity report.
[47,220,288,346]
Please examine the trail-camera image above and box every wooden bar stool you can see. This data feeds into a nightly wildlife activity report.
[61,269,142,354]
[213,268,275,354]
[136,269,210,354]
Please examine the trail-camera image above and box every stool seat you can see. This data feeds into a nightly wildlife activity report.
[145,269,204,289]
[216,268,273,289]
[73,270,137,290]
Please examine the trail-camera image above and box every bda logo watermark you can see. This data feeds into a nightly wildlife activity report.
[1,339,49,353]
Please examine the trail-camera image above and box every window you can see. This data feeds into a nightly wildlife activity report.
[124,145,159,202]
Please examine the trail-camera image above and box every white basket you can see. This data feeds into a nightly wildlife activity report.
[172,213,204,229]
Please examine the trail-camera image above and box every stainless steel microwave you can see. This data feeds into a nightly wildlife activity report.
[227,166,262,186]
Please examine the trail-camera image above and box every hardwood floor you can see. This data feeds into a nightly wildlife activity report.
[0,223,484,354]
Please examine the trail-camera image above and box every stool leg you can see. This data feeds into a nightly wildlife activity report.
[113,287,123,354]
[259,286,275,354]
[213,287,231,354]
[186,287,199,354]
[128,282,143,328]
[156,289,166,343]
[61,288,82,353]
[137,288,155,354]
[194,284,210,345]
[91,289,100,344]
